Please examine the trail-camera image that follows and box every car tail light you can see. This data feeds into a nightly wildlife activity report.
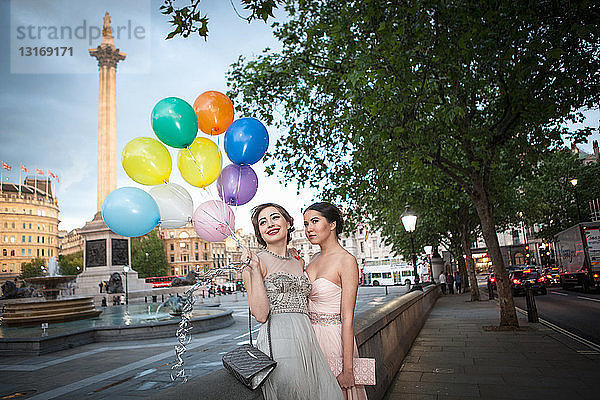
[538,277,545,282]
[594,274,599,278]
[490,277,496,282]
[512,279,521,285]
[546,275,552,279]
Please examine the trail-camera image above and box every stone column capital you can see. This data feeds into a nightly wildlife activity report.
[89,45,126,69]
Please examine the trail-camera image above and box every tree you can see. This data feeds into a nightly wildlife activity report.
[19,258,45,279]
[58,251,83,276]
[524,148,600,240]
[228,0,600,327]
[131,229,169,278]
[160,0,281,40]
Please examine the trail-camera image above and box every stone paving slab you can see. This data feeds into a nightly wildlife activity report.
[384,292,599,400]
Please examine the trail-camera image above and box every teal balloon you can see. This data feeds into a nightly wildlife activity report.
[102,187,160,237]
[151,97,198,148]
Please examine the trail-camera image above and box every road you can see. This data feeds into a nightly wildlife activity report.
[512,287,600,345]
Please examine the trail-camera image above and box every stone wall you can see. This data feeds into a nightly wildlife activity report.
[151,285,441,400]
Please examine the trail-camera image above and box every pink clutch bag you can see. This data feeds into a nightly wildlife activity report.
[327,358,376,386]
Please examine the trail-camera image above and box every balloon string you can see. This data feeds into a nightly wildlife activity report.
[170,259,251,383]
[184,144,244,248]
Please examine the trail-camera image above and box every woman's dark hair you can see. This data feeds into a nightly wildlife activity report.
[251,203,295,247]
[304,202,344,238]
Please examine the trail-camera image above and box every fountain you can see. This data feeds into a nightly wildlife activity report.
[0,257,101,326]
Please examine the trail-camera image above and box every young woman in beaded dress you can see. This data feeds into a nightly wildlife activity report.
[303,202,368,400]
[241,203,344,400]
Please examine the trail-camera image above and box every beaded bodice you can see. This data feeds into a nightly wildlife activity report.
[264,272,312,315]
[257,250,311,315]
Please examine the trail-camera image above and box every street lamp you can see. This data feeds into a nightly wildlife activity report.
[401,204,422,290]
[570,178,582,223]
[123,265,130,305]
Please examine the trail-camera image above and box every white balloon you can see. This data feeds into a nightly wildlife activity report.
[149,183,193,229]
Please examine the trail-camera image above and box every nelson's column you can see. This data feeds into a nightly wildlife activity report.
[77,12,150,297]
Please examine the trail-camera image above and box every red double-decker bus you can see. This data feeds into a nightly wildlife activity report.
[144,275,184,288]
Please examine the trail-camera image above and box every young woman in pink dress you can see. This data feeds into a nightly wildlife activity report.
[303,202,368,400]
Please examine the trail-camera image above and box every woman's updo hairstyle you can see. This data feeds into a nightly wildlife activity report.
[305,202,344,238]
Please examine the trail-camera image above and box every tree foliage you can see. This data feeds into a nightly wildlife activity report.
[131,229,169,278]
[160,0,281,40]
[525,148,600,240]
[228,0,600,326]
[58,251,83,276]
[19,258,45,279]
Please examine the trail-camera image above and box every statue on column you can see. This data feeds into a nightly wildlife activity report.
[102,12,113,42]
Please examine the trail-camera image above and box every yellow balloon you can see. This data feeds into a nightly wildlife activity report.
[178,137,222,188]
[122,137,172,185]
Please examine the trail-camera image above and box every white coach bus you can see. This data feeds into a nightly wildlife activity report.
[362,257,417,286]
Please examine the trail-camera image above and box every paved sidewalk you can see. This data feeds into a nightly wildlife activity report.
[384,293,599,400]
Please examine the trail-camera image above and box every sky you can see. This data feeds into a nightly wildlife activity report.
[0,0,598,235]
[0,0,317,234]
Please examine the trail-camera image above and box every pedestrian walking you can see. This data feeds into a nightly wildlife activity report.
[446,272,454,294]
[454,272,462,294]
[438,272,447,294]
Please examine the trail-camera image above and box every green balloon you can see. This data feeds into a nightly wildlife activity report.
[151,97,198,148]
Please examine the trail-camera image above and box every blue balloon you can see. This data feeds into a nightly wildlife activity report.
[224,117,269,165]
[102,187,160,237]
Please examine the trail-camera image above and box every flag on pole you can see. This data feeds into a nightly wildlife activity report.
[21,164,28,173]
[2,162,11,171]
[36,168,44,175]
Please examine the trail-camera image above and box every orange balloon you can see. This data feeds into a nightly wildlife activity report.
[193,91,234,135]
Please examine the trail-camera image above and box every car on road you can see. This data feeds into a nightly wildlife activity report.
[542,267,562,287]
[509,269,547,296]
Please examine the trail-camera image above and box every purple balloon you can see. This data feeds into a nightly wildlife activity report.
[217,164,258,206]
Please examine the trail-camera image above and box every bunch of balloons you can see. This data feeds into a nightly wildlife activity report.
[101,91,269,241]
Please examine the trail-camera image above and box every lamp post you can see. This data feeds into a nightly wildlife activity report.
[123,265,130,305]
[401,204,421,291]
[570,178,582,223]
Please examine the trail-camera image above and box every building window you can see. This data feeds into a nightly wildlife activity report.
[10,236,15,243]
[204,253,208,260]
[22,223,26,229]
[29,223,31,228]
[360,242,364,252]
[170,243,174,251]
[42,249,44,256]
[37,249,40,257]
[42,237,45,244]
[2,249,6,256]
[3,222,6,228]
[170,255,175,262]
[10,250,15,256]
[195,253,199,261]
[11,222,15,228]
[28,249,31,255]
[28,236,31,242]
[204,243,207,250]
[22,236,25,242]
[21,249,25,256]
[195,242,198,250]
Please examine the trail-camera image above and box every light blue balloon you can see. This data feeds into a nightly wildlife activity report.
[102,187,160,237]
[224,117,269,165]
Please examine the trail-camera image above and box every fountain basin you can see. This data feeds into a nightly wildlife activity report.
[1,297,101,325]
[23,275,77,300]
[0,304,234,355]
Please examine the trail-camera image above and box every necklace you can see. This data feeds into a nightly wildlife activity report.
[263,248,291,260]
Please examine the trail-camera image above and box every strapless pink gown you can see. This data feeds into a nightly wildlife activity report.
[308,278,368,400]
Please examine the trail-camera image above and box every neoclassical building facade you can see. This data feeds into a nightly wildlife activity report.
[0,179,59,281]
